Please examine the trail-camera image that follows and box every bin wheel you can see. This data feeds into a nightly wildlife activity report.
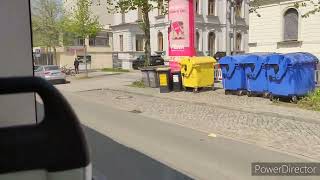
[182,86,187,91]
[291,96,298,104]
[247,91,252,97]
[193,88,199,93]
[237,90,244,96]
[269,94,274,101]
[263,92,270,98]
[225,90,230,95]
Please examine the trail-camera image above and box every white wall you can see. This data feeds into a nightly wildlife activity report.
[249,0,320,58]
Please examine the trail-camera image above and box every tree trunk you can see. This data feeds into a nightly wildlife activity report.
[45,47,49,65]
[53,46,57,65]
[84,42,88,77]
[142,7,151,67]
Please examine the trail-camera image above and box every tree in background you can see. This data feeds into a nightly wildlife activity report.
[65,0,102,77]
[106,0,168,66]
[249,0,320,17]
[31,0,65,65]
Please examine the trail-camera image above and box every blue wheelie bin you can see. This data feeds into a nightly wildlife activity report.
[266,52,318,102]
[243,53,278,97]
[220,55,248,95]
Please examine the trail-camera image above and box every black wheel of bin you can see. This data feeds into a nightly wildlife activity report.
[263,92,270,98]
[237,90,245,96]
[291,96,298,104]
[247,91,252,97]
[225,90,230,95]
[193,88,199,93]
[269,94,274,101]
[182,86,187,91]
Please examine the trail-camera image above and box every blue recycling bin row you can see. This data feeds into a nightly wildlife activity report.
[220,52,319,98]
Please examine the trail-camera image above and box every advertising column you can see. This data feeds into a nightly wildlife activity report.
[168,0,195,73]
[168,0,195,57]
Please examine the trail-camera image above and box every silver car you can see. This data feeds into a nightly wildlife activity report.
[34,65,66,84]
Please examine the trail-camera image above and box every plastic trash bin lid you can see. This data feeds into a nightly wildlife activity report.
[156,67,170,71]
[240,53,281,64]
[180,57,216,65]
[267,52,319,65]
[219,54,254,65]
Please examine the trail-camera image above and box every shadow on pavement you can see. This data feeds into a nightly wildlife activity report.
[83,125,194,180]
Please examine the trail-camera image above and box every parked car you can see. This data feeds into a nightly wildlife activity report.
[213,52,227,61]
[132,55,165,70]
[34,65,66,84]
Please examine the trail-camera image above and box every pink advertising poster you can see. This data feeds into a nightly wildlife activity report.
[168,0,195,56]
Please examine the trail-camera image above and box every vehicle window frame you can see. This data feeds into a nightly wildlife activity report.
[44,66,59,71]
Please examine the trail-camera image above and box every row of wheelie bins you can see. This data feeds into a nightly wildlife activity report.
[156,57,216,93]
[219,52,319,101]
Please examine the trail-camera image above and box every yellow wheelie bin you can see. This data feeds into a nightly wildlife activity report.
[180,57,216,92]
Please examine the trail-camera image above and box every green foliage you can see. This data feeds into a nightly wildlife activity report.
[31,0,64,47]
[298,89,320,111]
[129,80,146,88]
[65,0,102,40]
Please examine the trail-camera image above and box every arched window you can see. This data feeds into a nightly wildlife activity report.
[235,0,243,17]
[208,32,215,56]
[158,32,163,51]
[236,33,242,51]
[196,31,200,51]
[284,8,298,41]
[208,0,215,16]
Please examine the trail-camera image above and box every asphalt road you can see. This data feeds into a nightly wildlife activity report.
[61,91,319,180]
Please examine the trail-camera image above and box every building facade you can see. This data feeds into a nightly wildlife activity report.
[112,0,249,69]
[249,0,320,58]
[57,0,113,69]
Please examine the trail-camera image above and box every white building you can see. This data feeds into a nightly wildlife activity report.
[249,0,320,58]
[112,0,249,69]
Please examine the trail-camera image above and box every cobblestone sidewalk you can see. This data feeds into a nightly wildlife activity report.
[78,89,320,161]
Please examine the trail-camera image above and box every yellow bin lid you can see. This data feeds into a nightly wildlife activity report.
[180,56,217,65]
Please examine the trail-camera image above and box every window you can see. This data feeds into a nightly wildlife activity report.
[89,32,110,47]
[73,38,84,46]
[136,35,144,51]
[119,35,123,51]
[196,0,199,14]
[196,31,200,51]
[44,66,59,71]
[158,32,163,51]
[137,7,143,21]
[284,8,299,41]
[208,0,215,16]
[235,0,242,17]
[158,0,164,16]
[208,32,215,56]
[236,33,242,51]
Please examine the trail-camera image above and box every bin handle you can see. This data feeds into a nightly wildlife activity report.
[223,63,236,78]
[181,64,193,78]
[269,61,288,81]
[247,62,263,79]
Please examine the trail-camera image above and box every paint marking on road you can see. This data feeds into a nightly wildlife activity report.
[208,133,217,138]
